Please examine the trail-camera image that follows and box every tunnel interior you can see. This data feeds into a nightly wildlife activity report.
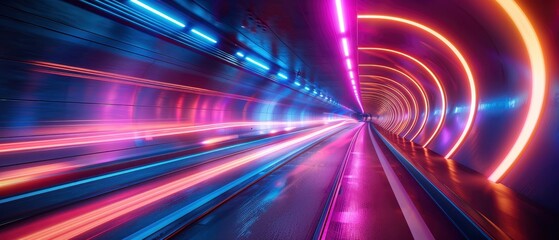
[0,0,558,239]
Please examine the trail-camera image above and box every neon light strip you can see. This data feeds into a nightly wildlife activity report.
[245,57,270,70]
[359,64,429,140]
[335,0,346,33]
[334,0,363,112]
[362,75,420,138]
[190,29,217,43]
[363,94,404,133]
[366,96,400,132]
[130,0,185,27]
[358,15,477,158]
[362,86,411,135]
[342,38,350,57]
[277,73,288,79]
[359,48,446,147]
[488,0,546,182]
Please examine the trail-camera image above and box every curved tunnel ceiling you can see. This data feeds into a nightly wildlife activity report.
[348,0,548,184]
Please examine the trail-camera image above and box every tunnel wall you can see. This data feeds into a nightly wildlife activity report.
[0,0,349,167]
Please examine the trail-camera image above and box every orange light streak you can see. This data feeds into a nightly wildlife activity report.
[488,0,546,182]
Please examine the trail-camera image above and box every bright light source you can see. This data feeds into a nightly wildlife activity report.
[351,79,355,85]
[284,127,296,131]
[346,59,352,70]
[277,73,288,79]
[236,52,245,57]
[304,87,310,91]
[335,0,346,33]
[349,71,354,79]
[313,90,318,95]
[488,0,547,182]
[201,135,238,145]
[294,81,301,86]
[131,0,186,27]
[190,29,218,43]
[342,38,349,57]
[245,57,270,70]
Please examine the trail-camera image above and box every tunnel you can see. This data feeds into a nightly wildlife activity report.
[0,0,558,239]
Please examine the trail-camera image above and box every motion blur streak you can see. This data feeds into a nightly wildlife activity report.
[29,61,267,103]
[0,120,338,153]
[201,135,239,145]
[359,64,429,140]
[16,121,349,240]
[488,0,546,182]
[358,47,446,147]
[357,15,478,158]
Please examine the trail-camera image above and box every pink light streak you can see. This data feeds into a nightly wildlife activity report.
[342,38,349,57]
[335,0,346,33]
[0,120,343,154]
[201,135,239,145]
[12,122,349,239]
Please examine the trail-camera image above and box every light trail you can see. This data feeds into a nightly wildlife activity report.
[29,61,270,104]
[15,121,349,240]
[0,119,341,154]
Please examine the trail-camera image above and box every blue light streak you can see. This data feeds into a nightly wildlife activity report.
[277,73,288,79]
[304,87,310,91]
[190,29,218,43]
[294,81,301,86]
[245,57,270,70]
[236,52,245,57]
[130,0,186,27]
